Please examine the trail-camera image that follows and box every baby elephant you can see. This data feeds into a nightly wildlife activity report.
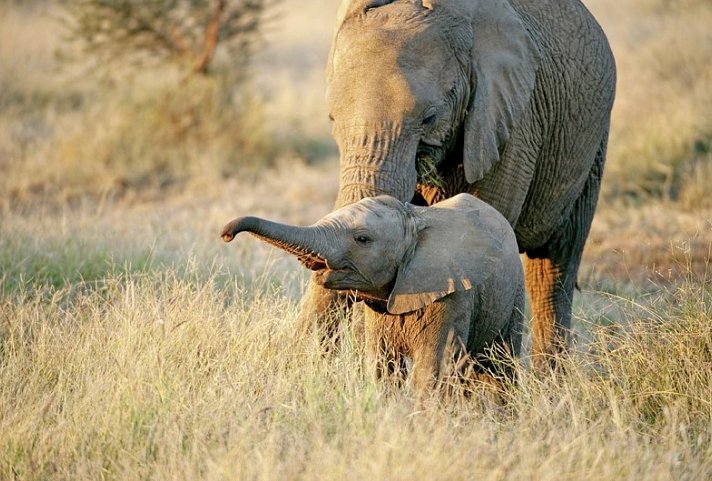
[221,194,524,391]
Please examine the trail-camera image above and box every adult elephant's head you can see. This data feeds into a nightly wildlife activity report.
[326,0,539,207]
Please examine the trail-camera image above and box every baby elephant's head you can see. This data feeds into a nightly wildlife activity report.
[221,194,505,314]
[308,196,419,299]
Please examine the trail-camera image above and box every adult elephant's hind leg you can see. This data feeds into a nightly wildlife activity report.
[525,145,605,369]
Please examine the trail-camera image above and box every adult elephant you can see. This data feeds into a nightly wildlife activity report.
[302,0,616,366]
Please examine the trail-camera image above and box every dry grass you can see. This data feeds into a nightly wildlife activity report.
[2,165,710,480]
[2,256,711,480]
[590,0,712,206]
[1,0,712,479]
[583,201,712,290]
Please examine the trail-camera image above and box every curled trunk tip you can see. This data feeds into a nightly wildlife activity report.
[220,216,260,243]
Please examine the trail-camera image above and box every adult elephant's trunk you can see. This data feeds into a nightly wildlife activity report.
[221,216,337,270]
[333,125,419,207]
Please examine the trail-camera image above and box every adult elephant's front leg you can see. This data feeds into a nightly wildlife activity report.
[524,254,576,368]
[299,277,352,343]
[525,147,605,369]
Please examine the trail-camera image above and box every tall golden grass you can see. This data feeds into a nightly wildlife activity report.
[1,0,711,479]
[592,0,712,206]
[2,263,710,480]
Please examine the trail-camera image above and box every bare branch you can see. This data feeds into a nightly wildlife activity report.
[193,0,226,74]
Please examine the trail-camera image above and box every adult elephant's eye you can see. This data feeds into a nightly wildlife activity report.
[422,113,437,127]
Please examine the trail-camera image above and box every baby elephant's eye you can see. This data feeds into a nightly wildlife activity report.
[355,234,373,244]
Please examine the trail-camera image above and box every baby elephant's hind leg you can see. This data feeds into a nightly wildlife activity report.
[473,287,525,385]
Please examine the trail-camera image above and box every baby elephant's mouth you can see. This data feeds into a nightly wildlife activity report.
[313,267,366,293]
[302,255,328,271]
[297,250,334,272]
[299,251,349,274]
[313,268,343,287]
[297,252,355,288]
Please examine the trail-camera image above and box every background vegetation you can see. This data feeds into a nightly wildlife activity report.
[1,0,711,479]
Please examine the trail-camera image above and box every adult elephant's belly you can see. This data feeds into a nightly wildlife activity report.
[513,132,603,252]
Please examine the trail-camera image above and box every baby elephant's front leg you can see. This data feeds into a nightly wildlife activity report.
[363,310,406,383]
[410,343,443,391]
[408,301,470,392]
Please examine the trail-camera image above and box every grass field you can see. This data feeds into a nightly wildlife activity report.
[1,0,711,479]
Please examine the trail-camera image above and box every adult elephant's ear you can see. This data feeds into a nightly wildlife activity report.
[463,0,540,184]
[387,203,504,315]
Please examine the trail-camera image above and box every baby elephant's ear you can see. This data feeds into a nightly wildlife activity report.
[387,207,504,315]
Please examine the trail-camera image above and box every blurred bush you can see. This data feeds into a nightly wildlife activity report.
[62,0,266,77]
[2,76,279,205]
[0,0,291,206]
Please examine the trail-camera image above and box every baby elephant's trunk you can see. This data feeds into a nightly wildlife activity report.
[220,215,336,270]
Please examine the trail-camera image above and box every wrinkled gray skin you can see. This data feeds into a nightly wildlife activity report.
[222,194,524,390]
[305,0,616,366]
